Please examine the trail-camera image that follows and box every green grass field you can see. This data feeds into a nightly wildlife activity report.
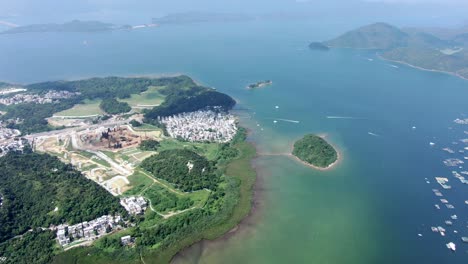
[158,140,221,161]
[144,141,257,263]
[54,99,103,117]
[119,86,165,108]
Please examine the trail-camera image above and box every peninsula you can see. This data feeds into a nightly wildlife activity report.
[247,80,273,89]
[317,22,468,80]
[292,134,338,169]
[0,75,256,264]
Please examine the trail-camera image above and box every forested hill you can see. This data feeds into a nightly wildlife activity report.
[25,75,196,100]
[143,85,236,121]
[0,151,126,243]
[324,22,409,49]
[320,22,468,79]
[141,149,219,192]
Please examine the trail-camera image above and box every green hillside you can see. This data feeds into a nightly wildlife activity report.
[321,22,468,80]
[324,22,409,49]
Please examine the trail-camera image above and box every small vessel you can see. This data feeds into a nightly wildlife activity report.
[431,227,439,232]
[445,220,453,226]
[430,142,435,146]
[462,237,468,243]
[275,106,279,109]
[434,204,440,209]
[446,242,456,252]
[446,204,455,209]
[418,233,422,237]
[441,231,446,236]
[451,215,458,220]
[273,120,278,123]
[437,226,445,232]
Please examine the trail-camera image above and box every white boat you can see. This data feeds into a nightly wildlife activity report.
[430,142,435,146]
[446,242,456,251]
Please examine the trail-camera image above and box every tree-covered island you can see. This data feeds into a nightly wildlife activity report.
[292,134,338,169]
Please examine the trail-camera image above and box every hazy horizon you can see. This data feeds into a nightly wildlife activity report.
[1,0,468,28]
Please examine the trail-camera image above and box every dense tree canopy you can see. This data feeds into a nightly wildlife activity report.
[0,151,126,243]
[144,85,236,122]
[139,139,160,151]
[140,149,219,192]
[99,98,131,115]
[292,134,338,168]
[0,230,55,264]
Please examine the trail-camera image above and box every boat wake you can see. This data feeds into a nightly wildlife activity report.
[326,116,361,120]
[275,118,300,124]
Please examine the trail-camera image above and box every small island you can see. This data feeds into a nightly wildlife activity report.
[292,134,338,169]
[246,80,272,89]
[308,42,329,51]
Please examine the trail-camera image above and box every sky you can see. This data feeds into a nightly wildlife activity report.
[1,0,467,27]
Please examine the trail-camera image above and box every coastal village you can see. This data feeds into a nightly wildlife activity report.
[160,110,238,143]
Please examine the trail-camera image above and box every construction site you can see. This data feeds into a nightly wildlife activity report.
[33,124,161,196]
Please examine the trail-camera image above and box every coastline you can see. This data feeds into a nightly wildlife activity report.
[256,135,341,171]
[170,134,261,263]
[377,53,468,81]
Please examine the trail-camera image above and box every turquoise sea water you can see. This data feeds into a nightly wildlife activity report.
[1,20,467,263]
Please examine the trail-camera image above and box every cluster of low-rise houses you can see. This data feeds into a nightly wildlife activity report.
[160,110,238,143]
[56,215,123,247]
[0,121,25,157]
[0,90,79,105]
[56,196,147,247]
[120,196,148,215]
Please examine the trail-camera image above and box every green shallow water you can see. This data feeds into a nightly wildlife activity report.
[1,20,467,263]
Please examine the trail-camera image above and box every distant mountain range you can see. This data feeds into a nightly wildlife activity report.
[319,22,468,80]
[152,12,255,25]
[0,20,118,34]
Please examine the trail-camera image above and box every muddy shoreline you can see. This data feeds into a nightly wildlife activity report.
[171,136,267,264]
